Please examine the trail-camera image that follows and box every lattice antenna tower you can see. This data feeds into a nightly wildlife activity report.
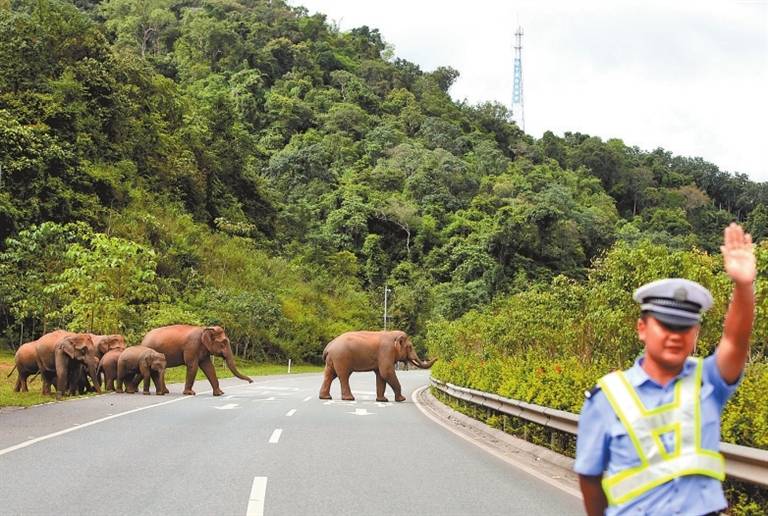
[512,25,525,132]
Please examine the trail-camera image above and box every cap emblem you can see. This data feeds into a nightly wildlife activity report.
[673,287,688,302]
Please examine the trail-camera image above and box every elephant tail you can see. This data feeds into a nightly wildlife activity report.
[6,364,16,378]
[322,349,329,363]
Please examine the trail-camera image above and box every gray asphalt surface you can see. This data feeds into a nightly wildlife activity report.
[0,370,581,515]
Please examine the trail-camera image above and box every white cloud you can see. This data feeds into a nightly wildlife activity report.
[290,0,768,181]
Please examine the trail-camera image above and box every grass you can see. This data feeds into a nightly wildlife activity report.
[0,349,323,408]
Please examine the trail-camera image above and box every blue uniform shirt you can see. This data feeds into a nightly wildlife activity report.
[574,354,740,516]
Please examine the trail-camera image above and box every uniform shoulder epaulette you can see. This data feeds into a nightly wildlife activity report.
[584,384,602,400]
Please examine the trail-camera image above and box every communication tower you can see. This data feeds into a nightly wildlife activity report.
[512,26,525,131]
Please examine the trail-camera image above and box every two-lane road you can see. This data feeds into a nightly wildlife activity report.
[0,370,580,515]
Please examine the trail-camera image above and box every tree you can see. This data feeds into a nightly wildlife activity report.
[747,205,768,243]
[101,0,177,58]
[50,232,158,335]
[0,222,92,340]
[376,196,421,259]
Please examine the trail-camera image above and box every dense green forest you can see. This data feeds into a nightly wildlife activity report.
[1,0,766,385]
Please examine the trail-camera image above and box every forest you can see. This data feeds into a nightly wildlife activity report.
[1,0,766,465]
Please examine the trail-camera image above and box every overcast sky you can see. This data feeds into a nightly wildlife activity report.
[289,0,768,182]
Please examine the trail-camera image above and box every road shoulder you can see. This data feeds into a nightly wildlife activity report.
[413,385,582,499]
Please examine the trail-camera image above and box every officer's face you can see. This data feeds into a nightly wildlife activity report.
[636,316,699,370]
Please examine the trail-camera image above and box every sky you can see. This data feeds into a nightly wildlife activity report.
[289,0,768,182]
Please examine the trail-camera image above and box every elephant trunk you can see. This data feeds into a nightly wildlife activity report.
[86,359,101,393]
[224,348,253,383]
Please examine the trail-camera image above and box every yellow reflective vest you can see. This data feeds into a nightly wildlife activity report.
[597,357,725,505]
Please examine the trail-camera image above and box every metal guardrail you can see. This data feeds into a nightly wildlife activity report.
[430,378,768,488]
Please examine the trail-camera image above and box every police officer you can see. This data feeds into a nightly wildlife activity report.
[574,223,756,516]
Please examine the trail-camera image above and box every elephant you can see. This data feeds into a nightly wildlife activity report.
[67,362,97,395]
[319,330,437,402]
[9,330,74,393]
[36,332,101,399]
[141,325,253,396]
[116,346,167,395]
[89,334,127,357]
[10,337,52,392]
[97,348,124,391]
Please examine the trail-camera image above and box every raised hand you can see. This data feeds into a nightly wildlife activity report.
[721,223,756,286]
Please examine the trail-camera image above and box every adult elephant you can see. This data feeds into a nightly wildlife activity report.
[319,330,437,402]
[116,346,167,395]
[141,325,253,396]
[36,333,101,399]
[10,330,74,393]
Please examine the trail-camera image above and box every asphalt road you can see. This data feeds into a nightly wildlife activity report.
[0,370,581,516]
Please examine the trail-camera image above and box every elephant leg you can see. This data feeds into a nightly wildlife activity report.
[375,370,388,402]
[142,372,151,395]
[150,370,161,395]
[319,364,336,399]
[55,368,69,400]
[337,368,355,401]
[14,373,22,393]
[183,360,199,396]
[382,369,405,402]
[126,374,140,394]
[115,362,125,393]
[199,357,223,396]
[42,371,54,395]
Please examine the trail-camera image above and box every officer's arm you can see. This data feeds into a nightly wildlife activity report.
[717,223,756,384]
[578,474,607,516]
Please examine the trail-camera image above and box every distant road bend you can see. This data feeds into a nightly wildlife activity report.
[0,370,580,516]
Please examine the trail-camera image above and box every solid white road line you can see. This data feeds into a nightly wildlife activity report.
[268,429,283,443]
[0,382,257,458]
[246,476,268,516]
[302,396,312,402]
[0,395,191,458]
[411,386,582,500]
[286,409,296,417]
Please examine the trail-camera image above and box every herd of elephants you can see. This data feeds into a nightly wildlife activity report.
[9,326,437,402]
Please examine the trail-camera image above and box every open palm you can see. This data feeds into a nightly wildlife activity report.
[721,223,756,285]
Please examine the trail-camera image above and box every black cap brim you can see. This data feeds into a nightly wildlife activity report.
[646,311,698,331]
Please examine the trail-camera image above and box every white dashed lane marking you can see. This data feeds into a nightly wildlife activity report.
[246,476,268,516]
[286,409,296,417]
[268,429,282,443]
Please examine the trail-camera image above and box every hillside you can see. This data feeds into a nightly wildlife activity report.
[1,0,766,359]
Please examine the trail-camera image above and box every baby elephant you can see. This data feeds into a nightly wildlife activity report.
[97,348,124,391]
[116,346,168,395]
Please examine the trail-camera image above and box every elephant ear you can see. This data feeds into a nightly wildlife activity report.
[96,338,109,356]
[109,336,126,351]
[393,334,404,356]
[59,338,76,359]
[202,327,215,353]
[140,352,152,375]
